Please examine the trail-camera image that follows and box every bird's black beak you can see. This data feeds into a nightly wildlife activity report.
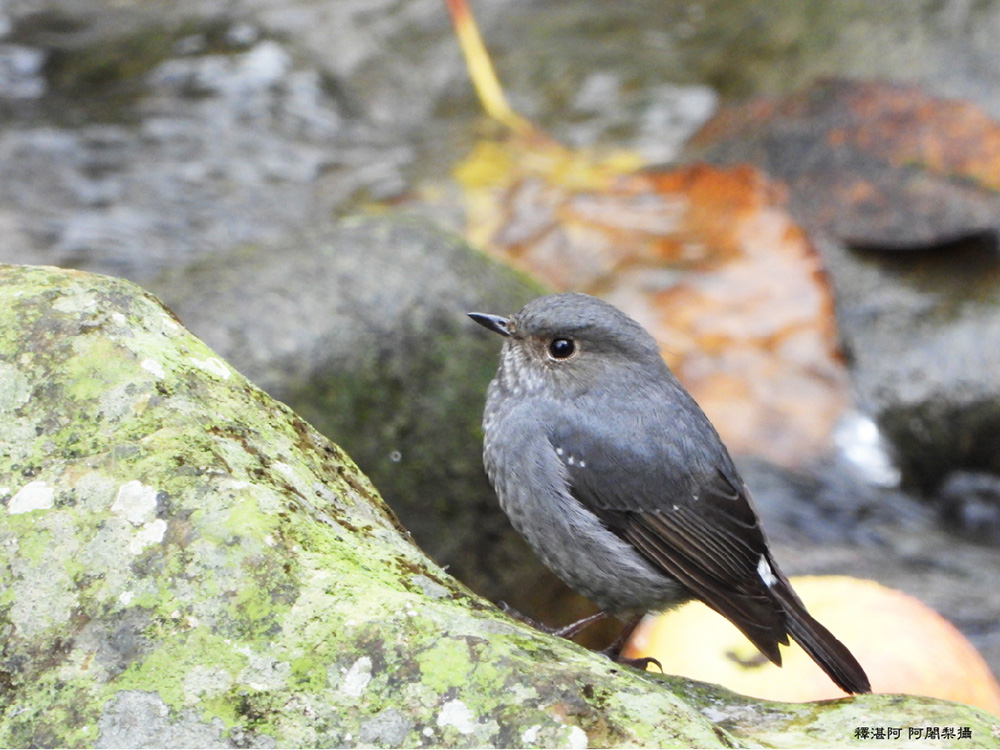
[468,312,513,337]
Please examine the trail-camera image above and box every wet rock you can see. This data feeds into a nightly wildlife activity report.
[688,78,1000,249]
[0,27,413,281]
[939,470,1000,546]
[738,456,932,548]
[0,44,45,99]
[820,235,1000,492]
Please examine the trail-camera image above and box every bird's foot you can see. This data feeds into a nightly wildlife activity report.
[597,613,663,671]
[498,603,660,669]
[600,647,663,672]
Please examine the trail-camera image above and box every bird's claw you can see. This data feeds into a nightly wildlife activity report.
[609,654,663,672]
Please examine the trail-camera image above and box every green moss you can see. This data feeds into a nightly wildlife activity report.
[229,578,286,641]
[112,627,247,711]
[33,18,226,124]
[224,494,279,543]
[62,337,131,401]
[416,637,474,693]
[200,694,243,731]
[0,677,101,747]
[2,517,53,564]
[289,657,328,692]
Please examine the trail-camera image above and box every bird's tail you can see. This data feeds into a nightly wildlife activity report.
[772,582,872,695]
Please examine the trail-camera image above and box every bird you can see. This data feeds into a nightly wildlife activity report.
[468,292,871,695]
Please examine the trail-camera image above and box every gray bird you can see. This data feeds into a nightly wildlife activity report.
[469,292,871,695]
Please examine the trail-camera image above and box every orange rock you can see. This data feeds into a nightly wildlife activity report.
[624,576,1000,715]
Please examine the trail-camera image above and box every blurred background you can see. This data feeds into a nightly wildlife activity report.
[2,0,999,705]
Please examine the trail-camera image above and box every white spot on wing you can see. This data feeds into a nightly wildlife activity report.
[757,555,777,587]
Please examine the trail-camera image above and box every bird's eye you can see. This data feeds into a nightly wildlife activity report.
[547,338,576,360]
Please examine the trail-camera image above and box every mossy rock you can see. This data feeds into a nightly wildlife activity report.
[0,265,996,748]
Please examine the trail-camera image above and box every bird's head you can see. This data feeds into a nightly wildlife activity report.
[469,293,666,398]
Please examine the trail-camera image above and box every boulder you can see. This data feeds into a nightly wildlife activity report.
[3,264,996,747]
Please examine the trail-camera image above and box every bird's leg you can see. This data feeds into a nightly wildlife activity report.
[552,611,608,638]
[498,601,555,632]
[599,613,662,671]
[499,602,607,638]
[500,603,659,670]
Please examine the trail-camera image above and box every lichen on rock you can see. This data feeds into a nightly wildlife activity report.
[0,265,996,748]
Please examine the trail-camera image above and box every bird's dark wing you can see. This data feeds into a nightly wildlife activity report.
[613,484,788,663]
[547,395,790,663]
